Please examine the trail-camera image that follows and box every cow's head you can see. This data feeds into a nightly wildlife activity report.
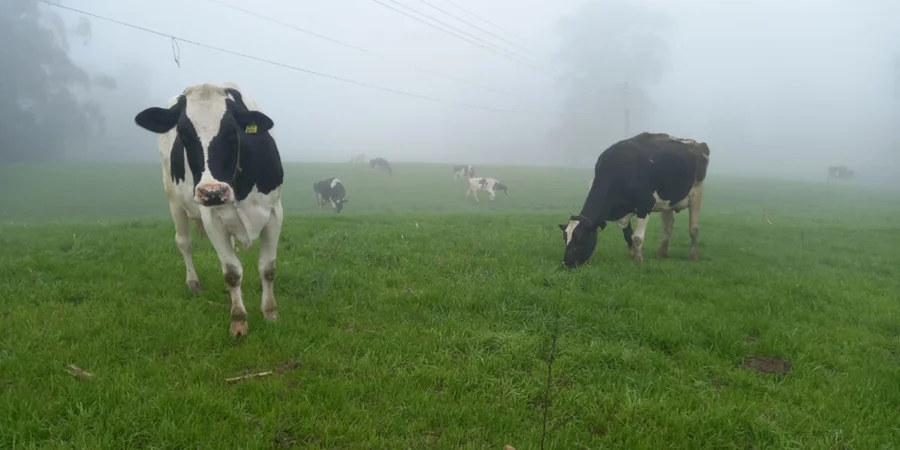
[559,215,604,268]
[335,198,347,213]
[494,182,508,194]
[134,84,274,206]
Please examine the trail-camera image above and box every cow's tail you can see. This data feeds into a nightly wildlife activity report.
[694,142,711,184]
[194,219,207,239]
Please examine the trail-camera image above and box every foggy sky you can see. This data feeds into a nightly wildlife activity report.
[56,0,900,180]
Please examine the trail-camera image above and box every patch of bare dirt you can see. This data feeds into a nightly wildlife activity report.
[275,360,302,374]
[742,356,791,375]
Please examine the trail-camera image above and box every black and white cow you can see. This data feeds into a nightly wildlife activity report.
[827,165,854,182]
[134,82,284,337]
[453,164,475,179]
[313,177,348,213]
[370,157,392,175]
[466,176,508,201]
[560,132,710,268]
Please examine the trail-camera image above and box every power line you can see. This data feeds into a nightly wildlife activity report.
[206,0,530,101]
[368,0,563,77]
[416,0,552,63]
[440,0,550,56]
[35,1,559,116]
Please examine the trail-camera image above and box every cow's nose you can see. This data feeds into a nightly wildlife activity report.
[196,184,230,204]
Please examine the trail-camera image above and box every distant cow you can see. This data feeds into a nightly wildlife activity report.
[466,177,508,202]
[827,165,854,182]
[453,164,475,179]
[370,157,392,175]
[313,177,348,213]
[134,82,284,337]
[559,132,710,268]
[349,153,367,164]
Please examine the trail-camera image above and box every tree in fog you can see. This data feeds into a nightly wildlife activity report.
[77,60,158,162]
[551,0,674,165]
[0,0,112,163]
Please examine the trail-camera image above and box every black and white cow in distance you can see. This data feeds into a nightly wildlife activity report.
[134,82,285,338]
[466,176,508,201]
[827,165,854,182]
[313,177,348,213]
[560,132,710,268]
[370,157,392,175]
[453,164,475,179]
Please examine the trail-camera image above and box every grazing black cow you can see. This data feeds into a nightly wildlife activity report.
[827,165,854,182]
[453,164,475,179]
[133,82,285,338]
[559,132,710,268]
[313,177,348,213]
[370,157,392,175]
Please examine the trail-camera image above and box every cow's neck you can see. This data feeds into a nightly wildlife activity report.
[578,183,610,227]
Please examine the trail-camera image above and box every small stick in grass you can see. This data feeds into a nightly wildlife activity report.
[225,371,273,383]
[67,364,93,379]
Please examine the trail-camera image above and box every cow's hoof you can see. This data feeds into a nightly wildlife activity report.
[657,249,668,258]
[262,308,278,322]
[688,253,698,262]
[188,280,203,295]
[230,320,249,337]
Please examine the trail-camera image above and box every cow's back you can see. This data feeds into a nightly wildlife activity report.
[595,134,708,206]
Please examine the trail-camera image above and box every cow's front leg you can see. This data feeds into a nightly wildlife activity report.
[204,219,248,337]
[616,214,633,253]
[631,213,651,263]
[657,210,675,258]
[258,207,283,322]
[169,203,202,295]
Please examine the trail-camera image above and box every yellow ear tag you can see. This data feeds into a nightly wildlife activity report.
[245,124,258,134]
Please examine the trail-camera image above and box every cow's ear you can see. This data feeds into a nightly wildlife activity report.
[135,105,180,133]
[235,110,274,133]
[558,224,567,231]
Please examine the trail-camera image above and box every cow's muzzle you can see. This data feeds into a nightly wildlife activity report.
[195,183,232,206]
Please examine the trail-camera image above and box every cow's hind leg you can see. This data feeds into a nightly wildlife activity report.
[170,203,202,295]
[205,219,248,337]
[657,210,675,258]
[688,185,704,261]
[258,206,283,322]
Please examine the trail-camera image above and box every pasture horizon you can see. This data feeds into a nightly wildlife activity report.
[1,162,899,448]
[1,161,895,226]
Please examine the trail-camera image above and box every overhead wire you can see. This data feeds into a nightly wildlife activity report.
[439,0,551,56]
[35,0,564,117]
[415,0,552,63]
[368,0,564,77]
[206,0,531,101]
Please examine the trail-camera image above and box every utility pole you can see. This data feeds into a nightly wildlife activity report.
[623,81,631,137]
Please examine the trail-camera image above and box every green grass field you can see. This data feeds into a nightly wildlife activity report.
[1,162,898,449]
